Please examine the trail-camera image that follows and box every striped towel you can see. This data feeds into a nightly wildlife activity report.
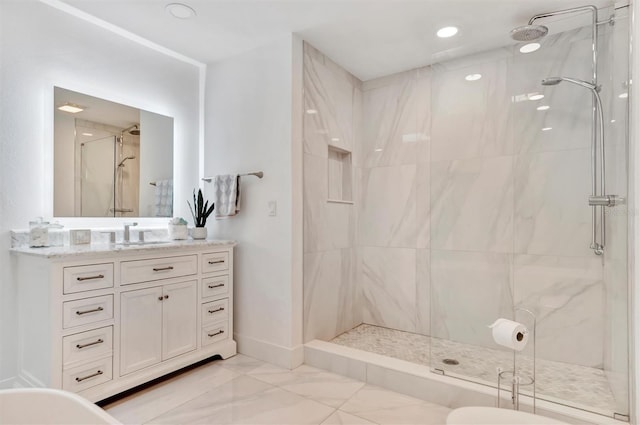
[213,174,240,218]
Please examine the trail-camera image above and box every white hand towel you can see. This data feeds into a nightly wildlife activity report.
[154,179,173,217]
[213,174,240,218]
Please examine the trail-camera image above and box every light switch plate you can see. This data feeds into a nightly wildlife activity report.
[70,229,92,245]
[268,201,277,217]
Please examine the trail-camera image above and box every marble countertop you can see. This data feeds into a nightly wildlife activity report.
[10,239,237,259]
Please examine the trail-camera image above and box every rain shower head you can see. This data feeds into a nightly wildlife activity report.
[541,76,598,91]
[121,124,140,136]
[510,24,549,42]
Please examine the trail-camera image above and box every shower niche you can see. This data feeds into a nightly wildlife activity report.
[327,145,353,203]
[53,87,174,217]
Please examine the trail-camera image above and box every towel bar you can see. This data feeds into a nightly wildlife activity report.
[202,171,263,183]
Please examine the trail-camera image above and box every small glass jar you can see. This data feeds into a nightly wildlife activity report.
[29,218,50,247]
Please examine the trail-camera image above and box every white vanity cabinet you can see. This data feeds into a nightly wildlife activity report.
[12,240,236,402]
[120,280,197,375]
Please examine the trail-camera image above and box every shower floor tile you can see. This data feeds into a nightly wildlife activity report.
[331,324,619,415]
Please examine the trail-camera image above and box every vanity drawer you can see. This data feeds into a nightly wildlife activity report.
[63,263,114,294]
[63,356,113,393]
[63,295,113,329]
[202,275,229,299]
[121,255,197,285]
[202,252,229,274]
[202,321,228,346]
[63,326,113,366]
[201,298,229,326]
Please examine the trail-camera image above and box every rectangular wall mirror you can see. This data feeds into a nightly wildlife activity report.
[54,87,174,217]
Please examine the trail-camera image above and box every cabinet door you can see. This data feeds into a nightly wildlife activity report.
[162,280,197,360]
[120,286,163,375]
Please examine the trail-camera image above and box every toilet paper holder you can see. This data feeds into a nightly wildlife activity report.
[496,308,537,414]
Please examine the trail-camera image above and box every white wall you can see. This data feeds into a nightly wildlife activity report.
[205,35,304,368]
[0,0,202,385]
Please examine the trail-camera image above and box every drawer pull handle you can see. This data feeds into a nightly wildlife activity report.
[75,370,103,382]
[153,266,174,272]
[76,274,105,281]
[208,307,225,314]
[208,330,224,337]
[76,339,104,349]
[208,283,225,289]
[76,306,104,315]
[208,260,225,265]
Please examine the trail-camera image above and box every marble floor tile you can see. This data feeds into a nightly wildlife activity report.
[147,375,335,425]
[218,353,269,374]
[340,385,425,414]
[103,362,239,424]
[321,411,376,425]
[250,364,366,408]
[352,403,451,425]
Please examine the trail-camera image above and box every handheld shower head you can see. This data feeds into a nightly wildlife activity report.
[541,77,598,91]
[117,156,136,167]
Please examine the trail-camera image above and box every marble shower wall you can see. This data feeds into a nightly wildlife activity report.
[303,43,362,342]
[359,25,627,370]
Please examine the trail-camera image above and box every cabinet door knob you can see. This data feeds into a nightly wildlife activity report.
[158,296,163,301]
[164,295,169,299]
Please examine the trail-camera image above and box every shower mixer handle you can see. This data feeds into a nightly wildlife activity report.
[588,195,624,207]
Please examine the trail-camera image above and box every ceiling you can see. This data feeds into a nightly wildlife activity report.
[62,0,617,81]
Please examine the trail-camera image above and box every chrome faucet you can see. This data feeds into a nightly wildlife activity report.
[124,222,138,243]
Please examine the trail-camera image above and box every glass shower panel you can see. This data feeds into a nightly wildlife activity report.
[80,136,115,217]
[429,3,629,418]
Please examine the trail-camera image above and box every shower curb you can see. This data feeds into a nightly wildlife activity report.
[304,340,624,425]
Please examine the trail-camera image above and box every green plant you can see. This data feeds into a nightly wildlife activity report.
[187,189,215,227]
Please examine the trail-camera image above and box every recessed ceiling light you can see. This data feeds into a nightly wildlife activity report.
[519,43,541,54]
[528,93,545,101]
[374,148,383,152]
[57,103,84,113]
[611,119,616,123]
[81,132,93,136]
[331,137,340,142]
[542,127,553,131]
[537,105,550,111]
[306,109,318,114]
[465,74,482,81]
[166,3,196,19]
[619,92,628,99]
[437,26,458,38]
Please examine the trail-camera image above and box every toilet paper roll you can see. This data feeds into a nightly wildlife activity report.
[489,318,529,351]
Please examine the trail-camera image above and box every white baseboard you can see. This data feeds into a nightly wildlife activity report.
[234,333,304,369]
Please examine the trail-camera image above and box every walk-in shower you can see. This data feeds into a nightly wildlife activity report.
[78,123,140,216]
[302,1,630,421]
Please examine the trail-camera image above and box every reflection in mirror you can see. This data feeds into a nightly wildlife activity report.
[54,87,174,217]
